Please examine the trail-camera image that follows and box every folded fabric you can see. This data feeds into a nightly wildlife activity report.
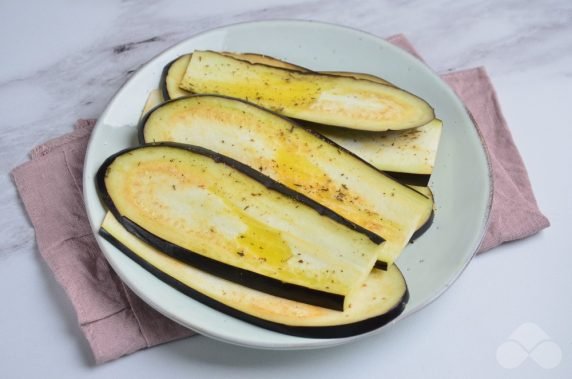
[10,34,549,364]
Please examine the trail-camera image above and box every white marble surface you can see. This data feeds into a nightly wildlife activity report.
[1,0,571,378]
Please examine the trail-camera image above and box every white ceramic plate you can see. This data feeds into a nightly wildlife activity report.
[83,20,492,349]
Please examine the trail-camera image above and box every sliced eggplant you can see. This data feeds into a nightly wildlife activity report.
[140,95,433,268]
[97,144,382,310]
[100,212,409,338]
[304,119,443,182]
[386,172,431,187]
[179,51,434,131]
[161,54,192,100]
[410,211,434,243]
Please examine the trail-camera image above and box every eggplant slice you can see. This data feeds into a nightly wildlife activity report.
[304,119,443,182]
[161,54,192,100]
[100,212,408,338]
[140,95,433,268]
[97,144,383,310]
[179,51,434,131]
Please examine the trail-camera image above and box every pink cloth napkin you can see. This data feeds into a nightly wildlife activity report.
[11,35,549,364]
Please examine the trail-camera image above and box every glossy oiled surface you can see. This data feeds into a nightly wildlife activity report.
[101,145,379,296]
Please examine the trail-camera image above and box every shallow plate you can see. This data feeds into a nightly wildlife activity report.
[83,20,492,349]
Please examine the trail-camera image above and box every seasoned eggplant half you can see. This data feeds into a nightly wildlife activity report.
[100,212,409,338]
[179,51,434,131]
[140,95,433,268]
[97,144,382,310]
[305,119,443,183]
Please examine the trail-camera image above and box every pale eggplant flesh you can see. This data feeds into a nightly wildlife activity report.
[303,119,443,184]
[100,212,409,338]
[97,143,383,310]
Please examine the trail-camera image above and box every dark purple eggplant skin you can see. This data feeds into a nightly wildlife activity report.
[386,172,430,187]
[410,210,435,243]
[95,143,386,310]
[99,226,409,339]
[159,57,176,101]
[160,55,191,101]
[374,261,388,271]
